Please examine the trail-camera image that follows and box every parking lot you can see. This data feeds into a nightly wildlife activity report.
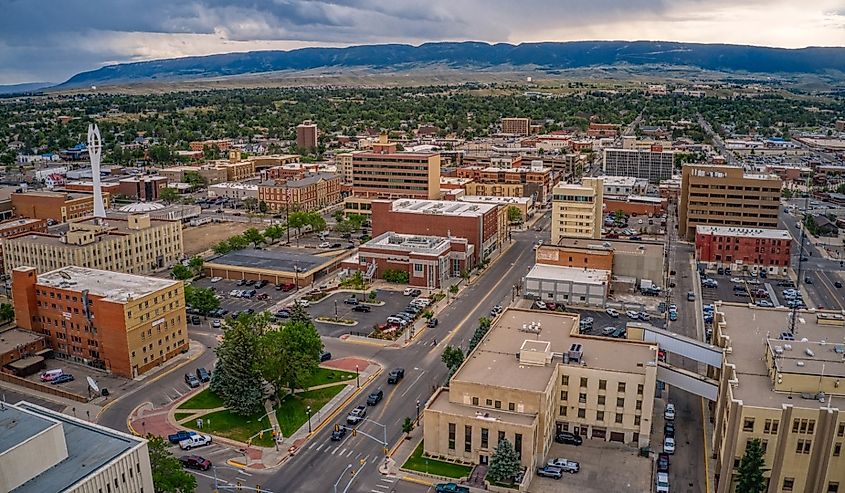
[303,289,417,337]
[529,439,651,493]
[699,272,792,307]
[191,277,297,316]
[27,359,131,401]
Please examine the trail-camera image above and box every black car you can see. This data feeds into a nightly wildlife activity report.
[664,421,675,438]
[196,367,211,383]
[366,389,384,406]
[190,315,201,325]
[427,318,439,328]
[387,368,405,384]
[245,279,256,286]
[275,309,291,318]
[320,351,332,362]
[836,281,843,289]
[256,280,268,288]
[657,452,670,473]
[330,426,347,441]
[352,305,371,313]
[555,432,583,446]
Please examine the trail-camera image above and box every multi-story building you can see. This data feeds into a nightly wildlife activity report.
[350,150,441,200]
[603,147,676,182]
[524,264,611,307]
[64,180,122,196]
[549,238,665,288]
[371,199,500,261]
[0,217,48,273]
[12,265,188,378]
[188,138,231,152]
[587,123,621,138]
[457,165,553,203]
[335,151,361,184]
[679,164,782,240]
[424,309,657,480]
[11,190,112,223]
[296,121,319,151]
[342,232,473,288]
[600,176,649,197]
[695,226,792,275]
[258,172,341,212]
[208,182,259,201]
[159,165,226,185]
[117,175,168,201]
[0,401,154,492]
[501,117,531,136]
[551,177,603,242]
[3,213,183,275]
[249,154,301,171]
[712,304,845,493]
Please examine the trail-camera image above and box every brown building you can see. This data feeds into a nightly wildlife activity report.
[456,165,553,203]
[12,265,188,378]
[0,217,48,273]
[296,121,319,151]
[501,117,531,136]
[258,172,341,212]
[587,123,621,138]
[11,190,111,223]
[371,199,500,261]
[0,328,47,371]
[535,244,615,272]
[679,164,782,240]
[249,154,301,171]
[64,181,121,195]
[117,176,168,201]
[351,150,441,200]
[188,139,231,152]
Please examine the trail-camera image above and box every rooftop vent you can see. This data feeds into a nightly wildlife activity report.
[805,348,815,357]
[568,343,583,364]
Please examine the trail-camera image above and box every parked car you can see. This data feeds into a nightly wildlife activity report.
[536,465,563,479]
[190,315,201,325]
[319,242,331,248]
[40,369,64,382]
[330,426,347,441]
[211,319,222,329]
[664,421,675,438]
[179,434,212,450]
[344,296,359,305]
[196,367,211,383]
[664,403,676,420]
[295,299,310,307]
[611,327,627,338]
[346,405,367,424]
[663,437,676,454]
[185,373,200,388]
[168,430,197,445]
[555,432,583,446]
[657,452,670,473]
[51,374,75,385]
[668,311,678,321]
[275,309,291,319]
[403,288,421,296]
[256,280,268,288]
[320,351,332,362]
[434,484,470,493]
[546,302,557,311]
[638,312,650,321]
[836,281,843,289]
[687,291,695,301]
[534,301,547,310]
[656,472,670,493]
[210,277,222,283]
[387,368,405,384]
[367,389,384,406]
[180,455,211,471]
[601,326,617,336]
[352,304,371,313]
[546,458,580,473]
[605,308,619,318]
[427,318,439,328]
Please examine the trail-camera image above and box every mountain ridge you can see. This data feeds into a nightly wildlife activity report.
[57,40,845,88]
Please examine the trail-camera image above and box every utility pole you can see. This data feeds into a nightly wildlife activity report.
[790,174,813,334]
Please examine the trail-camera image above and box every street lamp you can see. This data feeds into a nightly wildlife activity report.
[355,365,360,388]
[334,299,338,321]
[306,406,312,433]
[416,400,420,425]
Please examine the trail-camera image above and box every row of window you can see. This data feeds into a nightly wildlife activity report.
[447,423,523,457]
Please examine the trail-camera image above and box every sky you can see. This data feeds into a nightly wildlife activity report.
[0,0,844,84]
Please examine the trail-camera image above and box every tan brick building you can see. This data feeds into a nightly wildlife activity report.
[11,190,112,223]
[12,265,188,378]
[258,172,341,212]
[501,117,531,136]
[551,177,604,242]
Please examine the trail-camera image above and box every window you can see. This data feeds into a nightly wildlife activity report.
[637,384,644,395]
[839,423,845,438]
[579,393,587,403]
[829,482,839,493]
[498,431,505,444]
[617,397,625,408]
[580,377,588,388]
[465,425,472,452]
[560,406,567,416]
[509,402,515,411]
[808,420,815,434]
[743,418,755,432]
[494,400,501,409]
[481,428,489,449]
[634,416,641,426]
[636,400,642,411]
[599,380,607,390]
[617,382,626,392]
[598,395,606,406]
[796,439,812,454]
[783,478,794,491]
[514,433,522,459]
[835,443,842,457]
[596,411,604,421]
[793,419,800,433]
[578,408,586,418]
[615,413,624,424]
[472,397,479,406]
[448,423,456,450]
[561,375,569,386]
[486,399,492,406]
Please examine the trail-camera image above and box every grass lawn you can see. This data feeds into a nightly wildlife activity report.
[402,441,472,479]
[299,367,356,389]
[276,385,346,437]
[176,388,225,410]
[174,412,194,422]
[184,408,276,447]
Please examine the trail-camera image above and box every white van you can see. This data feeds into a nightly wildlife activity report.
[40,369,64,382]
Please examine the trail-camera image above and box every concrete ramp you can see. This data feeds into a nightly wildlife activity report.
[657,362,719,401]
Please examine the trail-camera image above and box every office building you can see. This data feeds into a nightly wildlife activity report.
[351,148,441,200]
[3,213,183,275]
[603,148,676,182]
[208,182,259,200]
[600,176,649,197]
[335,151,361,184]
[695,226,792,275]
[423,309,657,481]
[296,121,319,151]
[371,199,500,262]
[551,177,603,242]
[258,172,341,212]
[10,190,112,223]
[188,138,231,152]
[524,264,610,307]
[587,123,621,138]
[457,165,553,203]
[117,175,168,201]
[0,401,154,492]
[549,238,665,288]
[501,117,531,136]
[0,218,48,274]
[679,164,782,240]
[12,265,188,378]
[712,304,845,493]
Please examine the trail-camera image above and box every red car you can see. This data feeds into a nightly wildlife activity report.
[546,302,557,311]
[180,455,211,471]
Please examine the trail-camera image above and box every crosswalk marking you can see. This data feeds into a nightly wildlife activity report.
[380,478,395,483]
[340,448,346,456]
[308,442,316,450]
[374,484,389,490]
[315,443,323,451]
[346,449,354,457]
[332,446,339,455]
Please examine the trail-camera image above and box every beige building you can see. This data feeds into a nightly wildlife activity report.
[0,401,154,492]
[502,117,531,136]
[712,304,845,493]
[424,309,657,479]
[3,213,183,275]
[335,151,360,184]
[551,177,603,242]
[679,164,782,240]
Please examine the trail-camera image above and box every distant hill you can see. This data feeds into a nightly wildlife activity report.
[0,82,55,95]
[57,41,845,88]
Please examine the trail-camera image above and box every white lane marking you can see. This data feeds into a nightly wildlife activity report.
[346,449,354,457]
[308,442,316,450]
[400,370,426,397]
[315,443,323,451]
[332,446,339,455]
[380,478,395,483]
[340,448,347,456]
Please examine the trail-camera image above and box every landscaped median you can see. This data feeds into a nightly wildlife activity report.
[401,441,473,479]
[173,367,356,447]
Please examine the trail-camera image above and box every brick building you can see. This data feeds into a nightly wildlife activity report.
[343,232,473,288]
[501,117,531,136]
[587,123,621,138]
[117,175,168,201]
[371,199,500,261]
[64,180,121,195]
[12,265,188,378]
[296,121,318,151]
[258,172,342,212]
[0,217,48,273]
[10,190,112,223]
[456,165,553,203]
[188,138,231,152]
[695,226,792,275]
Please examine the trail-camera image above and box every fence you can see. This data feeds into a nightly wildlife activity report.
[0,370,90,403]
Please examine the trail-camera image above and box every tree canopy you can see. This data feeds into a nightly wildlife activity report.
[147,434,197,493]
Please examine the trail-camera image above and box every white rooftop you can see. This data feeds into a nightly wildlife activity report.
[459,195,533,205]
[36,266,179,302]
[364,231,457,255]
[389,199,496,217]
[526,264,610,285]
[599,176,645,186]
[208,182,258,190]
[696,225,791,240]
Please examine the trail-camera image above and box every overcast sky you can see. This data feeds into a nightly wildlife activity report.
[1,0,844,84]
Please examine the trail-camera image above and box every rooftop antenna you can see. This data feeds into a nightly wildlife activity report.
[87,123,106,219]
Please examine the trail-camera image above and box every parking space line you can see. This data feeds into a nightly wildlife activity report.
[332,446,339,455]
[315,443,323,451]
[346,449,354,457]
[340,448,347,456]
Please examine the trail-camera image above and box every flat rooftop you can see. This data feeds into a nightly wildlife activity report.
[554,237,664,256]
[10,402,141,493]
[364,231,453,254]
[717,303,845,409]
[387,199,496,217]
[600,176,646,185]
[0,218,42,231]
[459,195,532,205]
[697,226,791,240]
[36,266,177,302]
[209,182,258,190]
[453,308,656,392]
[0,405,54,457]
[428,389,537,426]
[0,328,44,354]
[207,247,332,274]
[526,264,609,285]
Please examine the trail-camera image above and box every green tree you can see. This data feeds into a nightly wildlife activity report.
[147,434,197,493]
[171,264,193,280]
[184,171,207,190]
[449,284,459,295]
[184,286,220,315]
[288,303,310,324]
[736,438,766,493]
[383,269,410,283]
[441,346,464,375]
[263,224,286,242]
[243,197,259,212]
[402,417,414,438]
[212,240,233,255]
[148,144,173,164]
[0,303,14,322]
[332,209,345,222]
[227,234,249,250]
[487,438,521,484]
[210,320,264,416]
[506,206,523,224]
[159,186,180,204]
[258,200,268,214]
[276,319,324,392]
[187,256,204,275]
[242,227,265,247]
[333,220,355,234]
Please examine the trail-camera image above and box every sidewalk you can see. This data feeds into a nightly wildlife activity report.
[127,356,383,470]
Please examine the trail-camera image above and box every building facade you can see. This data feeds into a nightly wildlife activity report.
[351,151,441,200]
[117,176,168,201]
[501,117,531,136]
[11,190,112,223]
[524,264,611,307]
[679,164,782,240]
[695,226,792,275]
[12,265,188,378]
[296,121,319,151]
[208,182,259,200]
[551,177,604,242]
[258,172,342,212]
[3,214,183,275]
[603,148,676,182]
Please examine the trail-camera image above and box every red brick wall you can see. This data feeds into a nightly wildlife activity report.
[695,232,791,268]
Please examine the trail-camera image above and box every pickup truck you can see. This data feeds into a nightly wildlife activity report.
[434,483,470,493]
[346,405,367,424]
[179,434,212,450]
[168,430,197,445]
[547,458,580,473]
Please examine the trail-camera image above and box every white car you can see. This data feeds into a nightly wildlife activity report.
[730,277,743,284]
[547,458,580,473]
[638,312,650,321]
[229,289,240,296]
[403,288,416,296]
[534,301,547,310]
[663,437,675,454]
[605,308,619,318]
[179,434,212,450]
[637,219,643,224]
[318,242,331,249]
[295,299,310,307]
[664,403,676,420]
[210,277,222,283]
[656,472,670,493]
[625,310,640,319]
